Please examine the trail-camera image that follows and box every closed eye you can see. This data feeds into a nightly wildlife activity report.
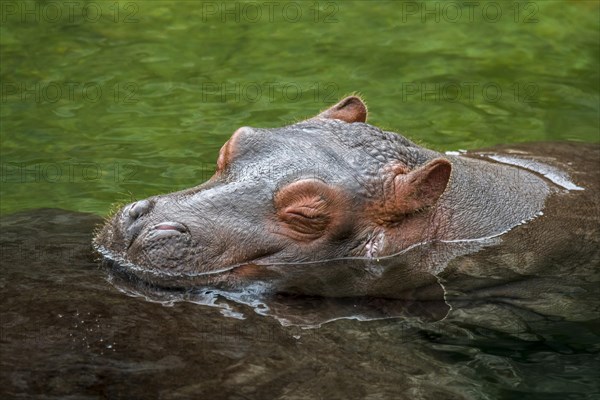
[281,197,330,236]
[285,200,326,219]
[275,181,335,240]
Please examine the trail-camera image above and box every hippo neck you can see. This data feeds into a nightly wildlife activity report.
[433,154,550,240]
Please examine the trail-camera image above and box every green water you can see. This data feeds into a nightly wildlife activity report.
[1,0,599,215]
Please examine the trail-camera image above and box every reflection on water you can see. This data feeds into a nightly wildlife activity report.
[103,259,451,327]
[1,209,599,399]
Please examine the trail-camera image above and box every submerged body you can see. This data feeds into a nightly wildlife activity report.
[94,97,599,308]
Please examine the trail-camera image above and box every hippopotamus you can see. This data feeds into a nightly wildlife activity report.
[94,96,599,310]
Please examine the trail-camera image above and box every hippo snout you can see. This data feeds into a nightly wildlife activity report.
[101,198,197,273]
[121,199,191,248]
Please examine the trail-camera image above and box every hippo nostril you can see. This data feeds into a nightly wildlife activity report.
[128,199,151,220]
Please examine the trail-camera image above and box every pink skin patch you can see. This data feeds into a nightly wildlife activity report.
[153,222,187,233]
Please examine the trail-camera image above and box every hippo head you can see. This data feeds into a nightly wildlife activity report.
[94,97,452,277]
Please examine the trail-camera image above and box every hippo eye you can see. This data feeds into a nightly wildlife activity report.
[282,196,331,235]
[275,180,334,240]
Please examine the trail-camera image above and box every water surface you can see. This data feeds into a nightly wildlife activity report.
[1,209,599,399]
[1,1,599,399]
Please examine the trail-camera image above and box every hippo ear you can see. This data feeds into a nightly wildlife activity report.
[315,96,368,123]
[384,158,452,216]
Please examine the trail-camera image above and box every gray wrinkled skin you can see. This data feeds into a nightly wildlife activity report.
[94,98,599,307]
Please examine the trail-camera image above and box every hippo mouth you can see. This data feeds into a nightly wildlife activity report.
[132,221,192,261]
[125,217,189,248]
